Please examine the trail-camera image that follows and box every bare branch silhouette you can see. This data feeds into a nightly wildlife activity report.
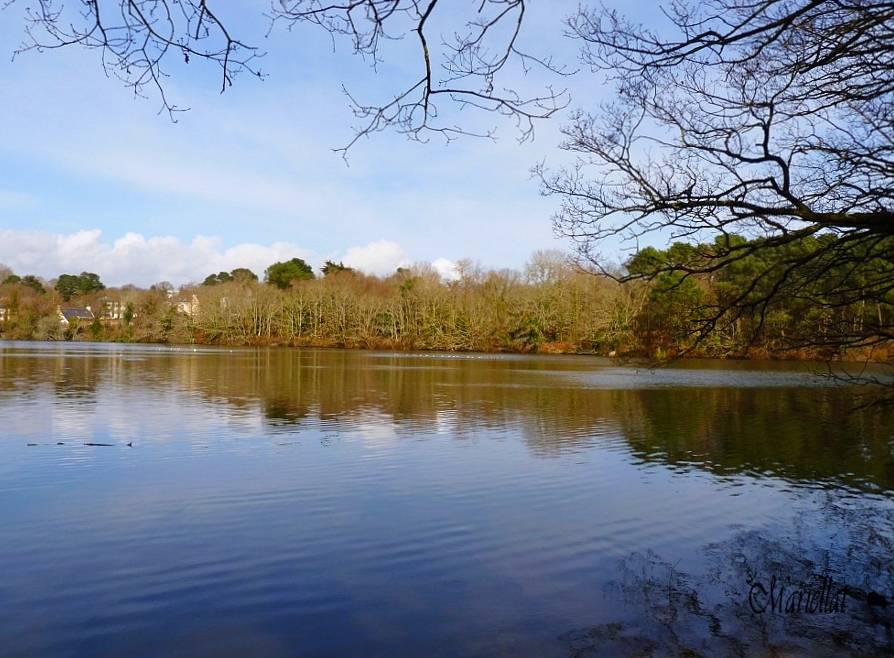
[538,1,894,357]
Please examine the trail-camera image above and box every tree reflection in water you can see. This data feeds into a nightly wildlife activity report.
[4,345,892,655]
[562,492,893,657]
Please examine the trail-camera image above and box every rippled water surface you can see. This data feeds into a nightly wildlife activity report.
[1,343,892,657]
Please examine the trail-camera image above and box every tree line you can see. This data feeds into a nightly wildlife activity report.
[1,241,891,361]
[0,252,627,351]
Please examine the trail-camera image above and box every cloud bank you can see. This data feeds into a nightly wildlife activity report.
[340,240,411,277]
[0,230,446,287]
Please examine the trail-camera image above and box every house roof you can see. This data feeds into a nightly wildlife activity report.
[60,308,94,321]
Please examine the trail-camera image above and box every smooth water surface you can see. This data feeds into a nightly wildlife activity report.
[1,343,892,657]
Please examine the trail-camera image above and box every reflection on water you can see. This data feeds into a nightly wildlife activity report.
[0,342,892,656]
[564,494,894,657]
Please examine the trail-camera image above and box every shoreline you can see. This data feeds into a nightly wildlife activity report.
[3,335,892,365]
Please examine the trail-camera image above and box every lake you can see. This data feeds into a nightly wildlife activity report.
[1,342,892,657]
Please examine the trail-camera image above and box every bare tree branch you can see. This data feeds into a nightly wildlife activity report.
[6,1,572,143]
[8,1,266,117]
[538,0,894,357]
[272,1,572,152]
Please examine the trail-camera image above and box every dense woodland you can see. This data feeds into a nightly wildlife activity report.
[1,238,892,362]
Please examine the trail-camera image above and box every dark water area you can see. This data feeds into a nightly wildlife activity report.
[1,342,892,657]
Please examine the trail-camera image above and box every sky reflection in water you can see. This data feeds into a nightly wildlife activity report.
[0,343,892,657]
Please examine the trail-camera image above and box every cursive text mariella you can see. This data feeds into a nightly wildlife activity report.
[749,574,848,615]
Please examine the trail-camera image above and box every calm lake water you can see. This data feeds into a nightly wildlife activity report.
[1,342,892,657]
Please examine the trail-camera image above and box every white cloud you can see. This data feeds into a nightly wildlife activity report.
[0,229,313,287]
[0,230,461,287]
[340,240,411,277]
[0,229,491,289]
[431,257,459,281]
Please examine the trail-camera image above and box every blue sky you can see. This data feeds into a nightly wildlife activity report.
[0,1,635,287]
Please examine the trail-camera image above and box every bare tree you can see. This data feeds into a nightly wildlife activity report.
[274,1,571,151]
[9,1,568,148]
[538,0,894,353]
[10,1,263,117]
[523,248,570,285]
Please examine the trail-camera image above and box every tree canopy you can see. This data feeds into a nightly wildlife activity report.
[20,275,47,295]
[230,268,259,285]
[2,273,46,295]
[54,272,105,302]
[203,271,234,287]
[265,258,315,289]
[202,268,258,286]
[321,261,354,277]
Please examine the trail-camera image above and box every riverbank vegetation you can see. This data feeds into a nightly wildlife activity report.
[2,238,892,362]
